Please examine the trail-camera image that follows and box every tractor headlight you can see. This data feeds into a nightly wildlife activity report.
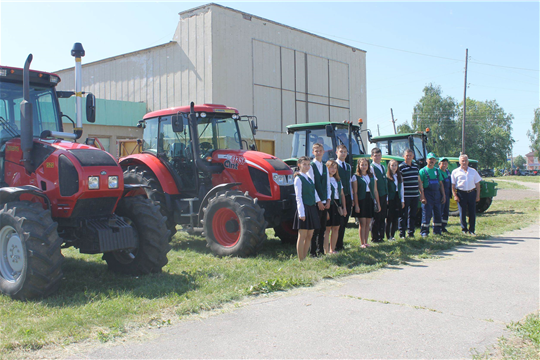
[88,176,100,190]
[272,173,287,186]
[287,174,294,185]
[108,176,118,189]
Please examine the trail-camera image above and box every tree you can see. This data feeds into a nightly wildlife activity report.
[457,99,514,168]
[411,84,460,157]
[527,108,540,157]
[514,155,526,169]
[397,122,413,134]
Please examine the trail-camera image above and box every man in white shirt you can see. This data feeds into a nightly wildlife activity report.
[335,145,357,251]
[451,154,482,236]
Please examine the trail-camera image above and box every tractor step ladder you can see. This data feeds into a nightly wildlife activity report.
[179,197,199,232]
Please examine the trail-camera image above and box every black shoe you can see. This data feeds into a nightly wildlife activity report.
[407,233,414,238]
[441,228,449,233]
[399,232,406,239]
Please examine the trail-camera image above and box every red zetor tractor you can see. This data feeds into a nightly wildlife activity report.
[0,46,170,300]
[121,103,295,256]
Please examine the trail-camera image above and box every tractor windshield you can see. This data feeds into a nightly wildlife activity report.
[198,115,254,152]
[290,127,364,160]
[0,82,60,142]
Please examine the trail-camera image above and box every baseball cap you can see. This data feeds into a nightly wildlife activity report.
[426,152,437,159]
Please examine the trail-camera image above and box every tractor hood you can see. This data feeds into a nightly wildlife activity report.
[212,150,292,175]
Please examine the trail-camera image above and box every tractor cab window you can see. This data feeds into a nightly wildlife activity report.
[386,138,409,157]
[412,136,424,161]
[160,116,191,162]
[142,118,159,154]
[236,118,256,150]
[336,128,364,156]
[291,131,307,158]
[377,141,390,156]
[0,82,60,141]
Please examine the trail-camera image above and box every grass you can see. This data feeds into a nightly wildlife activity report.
[1,198,539,358]
[496,175,540,183]
[472,312,540,359]
[494,181,529,190]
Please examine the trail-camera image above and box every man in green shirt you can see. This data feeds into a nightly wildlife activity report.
[419,152,446,237]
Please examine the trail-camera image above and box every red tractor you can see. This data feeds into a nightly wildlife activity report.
[0,45,170,300]
[120,103,295,256]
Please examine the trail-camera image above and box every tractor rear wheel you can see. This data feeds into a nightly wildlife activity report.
[476,197,493,213]
[123,165,177,240]
[203,190,267,257]
[103,196,171,275]
[449,198,460,216]
[274,220,297,245]
[0,201,63,300]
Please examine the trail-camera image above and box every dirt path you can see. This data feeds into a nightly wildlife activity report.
[493,178,540,201]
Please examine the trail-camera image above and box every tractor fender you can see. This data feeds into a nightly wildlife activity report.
[119,153,180,195]
[197,182,242,222]
[0,185,51,208]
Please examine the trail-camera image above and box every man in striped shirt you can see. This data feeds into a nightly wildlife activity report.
[398,149,423,238]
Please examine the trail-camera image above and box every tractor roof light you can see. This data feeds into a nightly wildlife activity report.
[358,118,363,125]
[50,75,59,84]
[200,112,206,118]
[425,128,430,133]
[0,69,6,77]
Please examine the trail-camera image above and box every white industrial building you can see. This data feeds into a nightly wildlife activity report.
[56,3,367,159]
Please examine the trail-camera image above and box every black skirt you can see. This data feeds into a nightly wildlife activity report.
[352,196,374,219]
[327,201,342,227]
[293,204,321,230]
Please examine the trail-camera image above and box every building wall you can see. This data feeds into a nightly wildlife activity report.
[206,4,367,159]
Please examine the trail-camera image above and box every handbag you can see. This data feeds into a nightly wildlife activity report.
[333,200,344,216]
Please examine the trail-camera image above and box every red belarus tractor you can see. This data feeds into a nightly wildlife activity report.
[0,45,170,300]
[121,103,296,256]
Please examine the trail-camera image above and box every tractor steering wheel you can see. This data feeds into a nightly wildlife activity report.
[199,142,213,157]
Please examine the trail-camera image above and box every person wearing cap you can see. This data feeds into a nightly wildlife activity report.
[438,157,452,233]
[451,154,482,236]
[419,152,446,237]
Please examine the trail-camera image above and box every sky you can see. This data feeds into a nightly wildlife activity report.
[1,1,538,158]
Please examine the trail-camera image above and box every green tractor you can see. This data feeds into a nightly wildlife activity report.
[369,131,498,214]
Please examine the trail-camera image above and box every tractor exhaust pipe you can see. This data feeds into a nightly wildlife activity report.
[20,54,34,173]
[188,102,223,174]
[71,43,85,140]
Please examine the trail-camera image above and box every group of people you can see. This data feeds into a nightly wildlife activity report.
[293,143,483,261]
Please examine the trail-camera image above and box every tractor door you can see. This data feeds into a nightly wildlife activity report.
[159,115,198,194]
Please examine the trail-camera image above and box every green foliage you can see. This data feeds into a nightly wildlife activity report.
[527,108,540,158]
[514,155,526,169]
[397,122,413,134]
[412,84,460,157]
[409,84,514,167]
[457,99,514,168]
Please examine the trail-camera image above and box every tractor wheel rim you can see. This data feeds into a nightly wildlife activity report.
[213,208,240,247]
[0,226,24,282]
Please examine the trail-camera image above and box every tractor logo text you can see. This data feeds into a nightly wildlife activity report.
[218,154,245,170]
[45,162,55,168]
[6,145,19,152]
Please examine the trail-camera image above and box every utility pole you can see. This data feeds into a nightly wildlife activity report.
[390,108,397,134]
[461,48,468,155]
[377,124,380,136]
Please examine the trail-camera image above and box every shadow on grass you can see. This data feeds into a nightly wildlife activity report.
[38,256,197,307]
[480,209,523,217]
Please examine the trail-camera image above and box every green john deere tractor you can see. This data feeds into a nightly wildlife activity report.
[369,131,498,214]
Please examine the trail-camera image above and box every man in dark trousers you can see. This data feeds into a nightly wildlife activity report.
[419,152,446,237]
[370,148,388,242]
[451,154,482,236]
[308,143,331,256]
[335,145,356,251]
[398,149,422,238]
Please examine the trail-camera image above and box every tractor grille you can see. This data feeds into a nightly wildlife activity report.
[248,166,271,196]
[280,184,295,201]
[59,154,79,196]
[71,197,118,218]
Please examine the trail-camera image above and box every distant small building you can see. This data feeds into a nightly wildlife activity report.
[525,151,539,170]
[55,3,367,159]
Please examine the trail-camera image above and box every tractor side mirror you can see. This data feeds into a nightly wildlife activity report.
[172,114,184,132]
[86,93,96,123]
[325,125,334,138]
[251,120,257,135]
[367,130,372,142]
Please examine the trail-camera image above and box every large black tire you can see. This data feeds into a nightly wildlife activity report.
[274,220,297,245]
[103,196,171,275]
[202,190,267,257]
[123,165,178,240]
[0,201,63,300]
[476,197,493,213]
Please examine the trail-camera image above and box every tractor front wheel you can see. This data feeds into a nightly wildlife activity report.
[123,166,177,240]
[476,197,493,213]
[0,202,63,300]
[203,190,267,257]
[103,196,171,275]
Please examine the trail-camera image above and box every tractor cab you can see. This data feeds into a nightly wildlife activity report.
[370,132,428,168]
[285,121,368,168]
[137,104,259,197]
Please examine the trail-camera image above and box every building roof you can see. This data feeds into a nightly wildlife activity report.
[179,3,367,53]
